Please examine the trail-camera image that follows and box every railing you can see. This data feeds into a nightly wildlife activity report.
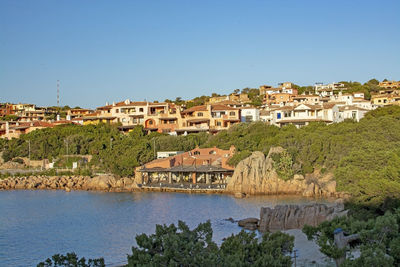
[142,182,227,190]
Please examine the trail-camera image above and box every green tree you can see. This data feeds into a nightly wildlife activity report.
[37,252,105,267]
[127,221,294,266]
[127,221,219,266]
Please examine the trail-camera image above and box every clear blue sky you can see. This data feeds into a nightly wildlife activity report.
[1,0,399,108]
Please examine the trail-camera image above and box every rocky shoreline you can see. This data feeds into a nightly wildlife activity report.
[0,175,139,192]
[0,173,349,199]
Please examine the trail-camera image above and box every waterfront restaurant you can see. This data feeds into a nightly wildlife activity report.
[138,146,236,185]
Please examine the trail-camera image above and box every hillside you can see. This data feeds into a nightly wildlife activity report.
[2,106,400,207]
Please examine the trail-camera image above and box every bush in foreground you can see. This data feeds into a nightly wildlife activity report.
[127,220,294,266]
[38,221,294,267]
[37,252,104,267]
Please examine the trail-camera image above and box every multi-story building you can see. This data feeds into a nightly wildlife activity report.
[259,85,280,95]
[240,107,260,122]
[264,93,294,105]
[270,103,339,128]
[179,104,240,135]
[379,80,400,89]
[66,108,93,120]
[292,95,321,105]
[314,82,346,97]
[337,106,369,122]
[371,94,400,107]
[208,95,229,104]
[0,121,54,139]
[0,103,13,117]
[228,93,250,103]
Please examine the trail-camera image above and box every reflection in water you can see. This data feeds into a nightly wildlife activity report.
[0,190,331,266]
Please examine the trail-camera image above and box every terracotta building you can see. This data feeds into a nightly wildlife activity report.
[139,146,236,185]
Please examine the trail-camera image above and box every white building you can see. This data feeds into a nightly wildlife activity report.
[259,110,273,124]
[337,106,369,122]
[314,82,345,97]
[157,151,184,159]
[270,103,339,128]
[240,108,260,122]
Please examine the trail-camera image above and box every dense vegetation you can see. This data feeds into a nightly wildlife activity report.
[303,208,400,266]
[293,78,384,98]
[204,106,400,207]
[2,106,400,207]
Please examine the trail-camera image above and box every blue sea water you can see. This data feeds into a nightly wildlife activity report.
[0,190,327,266]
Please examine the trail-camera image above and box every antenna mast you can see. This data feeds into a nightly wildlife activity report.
[57,80,60,107]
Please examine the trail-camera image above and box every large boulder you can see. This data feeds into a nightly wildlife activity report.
[226,148,337,197]
[238,218,259,230]
[258,203,346,232]
[84,175,115,190]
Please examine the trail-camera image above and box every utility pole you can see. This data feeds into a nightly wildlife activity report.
[28,140,31,169]
[57,80,60,107]
[110,137,113,150]
[153,138,156,159]
[65,138,69,156]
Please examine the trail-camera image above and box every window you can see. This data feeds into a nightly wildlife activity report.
[277,113,281,119]
[115,109,119,113]
[229,111,235,116]
[209,150,216,154]
[149,120,153,125]
[197,112,203,117]
[194,151,200,155]
[216,121,222,126]
[139,108,144,112]
[352,111,357,119]
[245,115,252,122]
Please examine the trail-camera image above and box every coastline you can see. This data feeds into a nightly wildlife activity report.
[0,174,348,200]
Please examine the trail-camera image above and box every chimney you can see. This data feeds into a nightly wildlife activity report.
[207,104,212,114]
[112,101,116,106]
[106,101,109,106]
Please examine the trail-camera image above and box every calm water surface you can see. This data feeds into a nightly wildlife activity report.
[0,190,330,266]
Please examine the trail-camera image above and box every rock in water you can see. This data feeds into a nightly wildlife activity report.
[238,218,259,230]
[258,203,347,232]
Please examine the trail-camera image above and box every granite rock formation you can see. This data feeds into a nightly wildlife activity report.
[238,202,347,232]
[226,148,340,197]
[0,175,138,192]
[258,203,347,232]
